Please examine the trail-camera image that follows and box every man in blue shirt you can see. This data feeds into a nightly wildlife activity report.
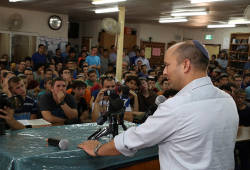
[32,44,46,70]
[86,47,101,76]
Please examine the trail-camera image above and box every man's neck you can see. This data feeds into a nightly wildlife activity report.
[181,72,207,90]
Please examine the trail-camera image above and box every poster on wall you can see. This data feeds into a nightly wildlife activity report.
[38,36,68,56]
[145,47,152,59]
[152,48,161,56]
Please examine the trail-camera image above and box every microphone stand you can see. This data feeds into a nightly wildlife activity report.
[88,108,127,140]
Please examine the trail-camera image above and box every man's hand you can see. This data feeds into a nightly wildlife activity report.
[57,91,66,103]
[78,140,101,157]
[95,88,107,103]
[129,90,137,97]
[0,107,15,121]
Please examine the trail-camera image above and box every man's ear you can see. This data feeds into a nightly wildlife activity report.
[183,58,191,73]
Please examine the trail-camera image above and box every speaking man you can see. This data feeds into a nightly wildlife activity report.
[78,40,239,170]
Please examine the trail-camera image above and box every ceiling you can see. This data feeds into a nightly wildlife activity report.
[0,0,250,28]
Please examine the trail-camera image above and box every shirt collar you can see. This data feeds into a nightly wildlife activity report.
[176,76,212,96]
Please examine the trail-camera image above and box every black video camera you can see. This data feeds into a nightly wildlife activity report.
[103,89,117,97]
[0,93,24,135]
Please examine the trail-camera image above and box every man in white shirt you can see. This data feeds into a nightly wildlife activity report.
[78,40,239,170]
[135,49,151,70]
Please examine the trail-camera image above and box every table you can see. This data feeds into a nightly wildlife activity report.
[0,123,158,170]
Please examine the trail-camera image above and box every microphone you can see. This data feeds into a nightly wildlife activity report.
[133,95,167,123]
[155,95,167,106]
[47,138,69,150]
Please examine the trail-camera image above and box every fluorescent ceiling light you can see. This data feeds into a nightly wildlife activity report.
[228,19,250,24]
[207,24,236,28]
[9,0,23,2]
[95,7,119,13]
[171,11,207,17]
[159,18,188,23]
[92,0,126,5]
[172,8,206,13]
[191,0,223,3]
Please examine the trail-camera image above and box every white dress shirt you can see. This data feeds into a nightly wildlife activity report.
[135,57,151,70]
[114,76,239,170]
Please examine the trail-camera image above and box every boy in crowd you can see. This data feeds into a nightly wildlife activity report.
[71,80,89,123]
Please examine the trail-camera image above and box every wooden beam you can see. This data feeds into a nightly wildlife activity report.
[116,6,125,82]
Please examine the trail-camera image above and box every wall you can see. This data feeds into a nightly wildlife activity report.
[77,20,184,48]
[183,26,250,49]
[73,19,250,51]
[0,6,68,39]
[0,33,10,56]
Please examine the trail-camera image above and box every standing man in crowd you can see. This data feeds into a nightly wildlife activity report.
[135,49,150,70]
[32,44,46,70]
[86,47,101,77]
[109,45,117,66]
[78,40,239,170]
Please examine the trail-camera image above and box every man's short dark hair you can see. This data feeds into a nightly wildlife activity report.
[125,76,141,87]
[161,78,168,85]
[25,67,32,72]
[123,71,130,78]
[8,76,21,90]
[243,73,250,80]
[52,77,65,87]
[220,84,232,93]
[174,41,209,71]
[88,69,96,76]
[100,76,115,86]
[18,59,25,64]
[66,59,76,63]
[25,57,31,62]
[148,69,155,75]
[44,78,53,85]
[38,44,45,48]
[72,80,87,89]
[45,68,53,74]
[91,46,97,50]
[219,74,229,80]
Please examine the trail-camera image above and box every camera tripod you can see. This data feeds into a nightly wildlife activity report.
[88,109,127,140]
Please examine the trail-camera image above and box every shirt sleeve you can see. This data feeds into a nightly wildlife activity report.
[38,93,51,111]
[86,56,89,65]
[114,101,178,156]
[31,100,38,115]
[97,56,100,66]
[65,94,77,109]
